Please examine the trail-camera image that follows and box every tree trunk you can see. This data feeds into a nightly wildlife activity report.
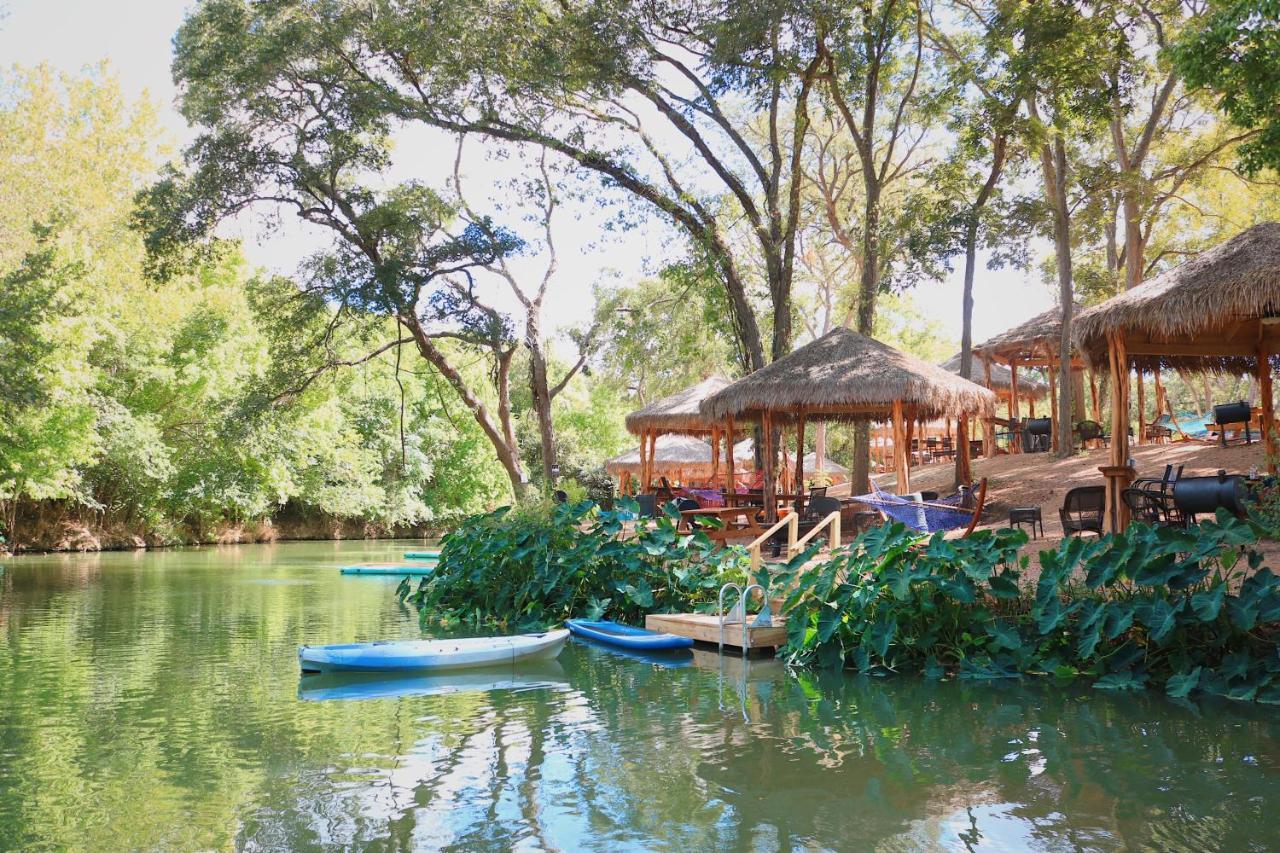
[851,185,882,493]
[525,306,558,485]
[403,316,528,500]
[1048,134,1075,460]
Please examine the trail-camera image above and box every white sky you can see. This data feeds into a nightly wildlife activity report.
[0,0,1058,350]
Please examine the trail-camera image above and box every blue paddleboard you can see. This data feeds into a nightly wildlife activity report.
[566,619,694,651]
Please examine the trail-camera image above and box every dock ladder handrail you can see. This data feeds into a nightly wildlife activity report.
[746,512,798,572]
[717,582,769,656]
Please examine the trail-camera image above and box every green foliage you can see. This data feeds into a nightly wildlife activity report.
[398,499,749,631]
[1174,0,1280,175]
[778,511,1280,702]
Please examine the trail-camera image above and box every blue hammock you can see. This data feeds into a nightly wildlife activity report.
[850,481,979,533]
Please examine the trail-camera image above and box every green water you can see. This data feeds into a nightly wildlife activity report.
[1,542,1278,851]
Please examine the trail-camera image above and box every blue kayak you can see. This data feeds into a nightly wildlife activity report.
[403,550,441,560]
[566,619,694,651]
[340,563,434,576]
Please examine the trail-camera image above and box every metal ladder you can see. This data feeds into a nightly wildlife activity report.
[717,582,772,656]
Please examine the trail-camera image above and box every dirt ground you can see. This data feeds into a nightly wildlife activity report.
[828,438,1272,570]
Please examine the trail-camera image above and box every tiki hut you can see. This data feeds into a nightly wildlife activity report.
[605,435,718,493]
[1074,222,1280,530]
[701,328,995,512]
[731,438,850,486]
[971,302,1091,454]
[624,376,732,492]
[940,352,1047,399]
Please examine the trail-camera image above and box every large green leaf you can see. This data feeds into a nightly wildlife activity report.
[1190,584,1225,622]
[1135,597,1178,645]
[1165,667,1201,698]
[868,613,897,659]
[1094,670,1147,690]
[987,573,1020,600]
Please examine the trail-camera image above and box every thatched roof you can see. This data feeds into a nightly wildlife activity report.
[972,302,1085,364]
[700,328,995,423]
[604,435,716,476]
[1074,222,1280,372]
[940,352,1047,396]
[624,376,731,435]
[731,438,849,479]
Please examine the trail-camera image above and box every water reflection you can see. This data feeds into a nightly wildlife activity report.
[1,542,1278,850]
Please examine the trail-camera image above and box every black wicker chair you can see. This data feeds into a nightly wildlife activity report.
[1059,486,1105,536]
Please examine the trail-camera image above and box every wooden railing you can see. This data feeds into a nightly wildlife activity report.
[747,512,797,572]
[790,511,841,556]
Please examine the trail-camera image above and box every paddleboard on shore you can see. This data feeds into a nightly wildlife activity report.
[298,628,570,673]
[339,563,435,576]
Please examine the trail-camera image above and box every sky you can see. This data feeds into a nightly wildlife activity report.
[0,0,1059,351]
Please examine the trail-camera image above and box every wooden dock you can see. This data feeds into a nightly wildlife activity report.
[645,612,787,654]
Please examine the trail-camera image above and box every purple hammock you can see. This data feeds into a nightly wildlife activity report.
[849,481,980,534]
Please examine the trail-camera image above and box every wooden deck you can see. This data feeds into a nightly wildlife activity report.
[645,612,788,654]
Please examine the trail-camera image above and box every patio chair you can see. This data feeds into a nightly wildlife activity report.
[1059,486,1105,536]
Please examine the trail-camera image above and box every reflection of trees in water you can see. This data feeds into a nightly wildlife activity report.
[4,553,1280,850]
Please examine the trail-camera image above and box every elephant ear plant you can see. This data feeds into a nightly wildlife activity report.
[398,498,749,631]
[775,510,1280,703]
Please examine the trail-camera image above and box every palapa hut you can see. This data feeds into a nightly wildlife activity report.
[972,302,1089,454]
[701,328,996,518]
[731,438,850,487]
[1075,221,1280,531]
[605,435,718,492]
[623,376,733,492]
[940,352,1049,458]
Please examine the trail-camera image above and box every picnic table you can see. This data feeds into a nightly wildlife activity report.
[678,504,778,544]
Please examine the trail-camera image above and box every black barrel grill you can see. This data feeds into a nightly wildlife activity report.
[1212,401,1254,446]
[1172,471,1251,517]
[1024,417,1052,452]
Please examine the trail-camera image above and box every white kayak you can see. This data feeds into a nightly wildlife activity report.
[298,628,570,673]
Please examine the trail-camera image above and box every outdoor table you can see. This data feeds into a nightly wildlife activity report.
[679,505,769,543]
[1008,506,1043,538]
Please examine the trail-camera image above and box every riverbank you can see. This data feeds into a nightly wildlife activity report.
[0,503,443,555]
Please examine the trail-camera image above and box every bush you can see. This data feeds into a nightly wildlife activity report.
[775,510,1280,702]
[398,498,748,631]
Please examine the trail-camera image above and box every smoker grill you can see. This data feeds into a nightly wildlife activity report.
[1172,471,1251,517]
[1024,417,1052,452]
[1212,401,1254,446]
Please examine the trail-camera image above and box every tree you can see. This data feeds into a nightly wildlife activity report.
[450,142,596,485]
[138,10,546,498]
[994,0,1118,459]
[1173,0,1280,176]
[806,0,947,488]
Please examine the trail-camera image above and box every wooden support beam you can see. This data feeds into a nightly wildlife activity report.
[1260,345,1276,474]
[1009,363,1021,453]
[892,400,911,494]
[1046,353,1058,453]
[725,418,735,494]
[1136,369,1147,445]
[956,413,972,486]
[795,412,807,511]
[638,432,648,493]
[710,425,720,483]
[762,411,777,523]
[1089,368,1101,422]
[1103,331,1134,533]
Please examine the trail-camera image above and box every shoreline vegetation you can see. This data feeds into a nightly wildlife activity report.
[402,498,1280,704]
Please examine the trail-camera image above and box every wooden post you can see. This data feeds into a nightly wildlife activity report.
[795,412,807,511]
[1260,344,1276,473]
[1136,369,1147,445]
[638,432,648,493]
[710,425,720,482]
[1009,362,1021,453]
[762,411,777,523]
[725,417,736,495]
[956,412,972,487]
[1090,368,1101,423]
[1102,331,1134,532]
[982,357,995,458]
[892,400,911,494]
[1046,354,1058,452]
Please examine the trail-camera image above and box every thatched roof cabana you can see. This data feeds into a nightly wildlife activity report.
[702,328,994,500]
[1073,222,1280,531]
[731,438,849,483]
[623,376,733,492]
[1074,222,1280,373]
[624,376,730,435]
[972,303,1085,366]
[940,353,1047,397]
[702,329,994,424]
[605,435,716,478]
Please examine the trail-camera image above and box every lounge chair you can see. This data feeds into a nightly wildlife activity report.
[1059,486,1105,536]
